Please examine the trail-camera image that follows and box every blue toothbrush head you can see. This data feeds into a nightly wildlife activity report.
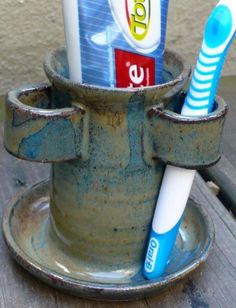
[204,1,236,52]
[183,0,236,116]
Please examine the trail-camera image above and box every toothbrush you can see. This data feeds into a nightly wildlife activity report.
[143,0,236,279]
[62,0,82,82]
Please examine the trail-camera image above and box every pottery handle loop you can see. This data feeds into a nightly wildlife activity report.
[4,84,88,162]
[146,96,228,169]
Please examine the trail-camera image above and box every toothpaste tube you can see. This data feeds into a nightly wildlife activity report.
[62,0,169,87]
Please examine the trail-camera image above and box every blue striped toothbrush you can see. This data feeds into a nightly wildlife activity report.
[143,0,236,279]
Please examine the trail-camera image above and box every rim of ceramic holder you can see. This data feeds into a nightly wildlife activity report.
[44,47,191,99]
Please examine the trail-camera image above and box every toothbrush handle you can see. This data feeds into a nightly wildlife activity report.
[143,0,236,280]
[144,220,181,279]
[143,166,195,279]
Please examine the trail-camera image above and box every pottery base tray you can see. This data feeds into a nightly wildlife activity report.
[2,179,214,301]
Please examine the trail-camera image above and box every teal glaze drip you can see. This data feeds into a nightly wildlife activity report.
[19,119,76,160]
[34,217,49,250]
[127,95,145,169]
[77,107,90,161]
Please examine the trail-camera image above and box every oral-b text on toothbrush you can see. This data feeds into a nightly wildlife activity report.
[144,237,159,273]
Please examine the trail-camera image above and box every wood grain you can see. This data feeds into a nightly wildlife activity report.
[202,76,236,214]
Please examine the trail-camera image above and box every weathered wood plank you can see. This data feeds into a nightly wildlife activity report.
[202,76,236,214]
[218,76,236,168]
[145,173,236,308]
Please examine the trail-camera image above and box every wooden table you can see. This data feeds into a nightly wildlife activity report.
[0,79,235,307]
[202,76,236,214]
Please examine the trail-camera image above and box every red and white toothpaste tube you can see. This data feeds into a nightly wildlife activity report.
[62,0,169,87]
